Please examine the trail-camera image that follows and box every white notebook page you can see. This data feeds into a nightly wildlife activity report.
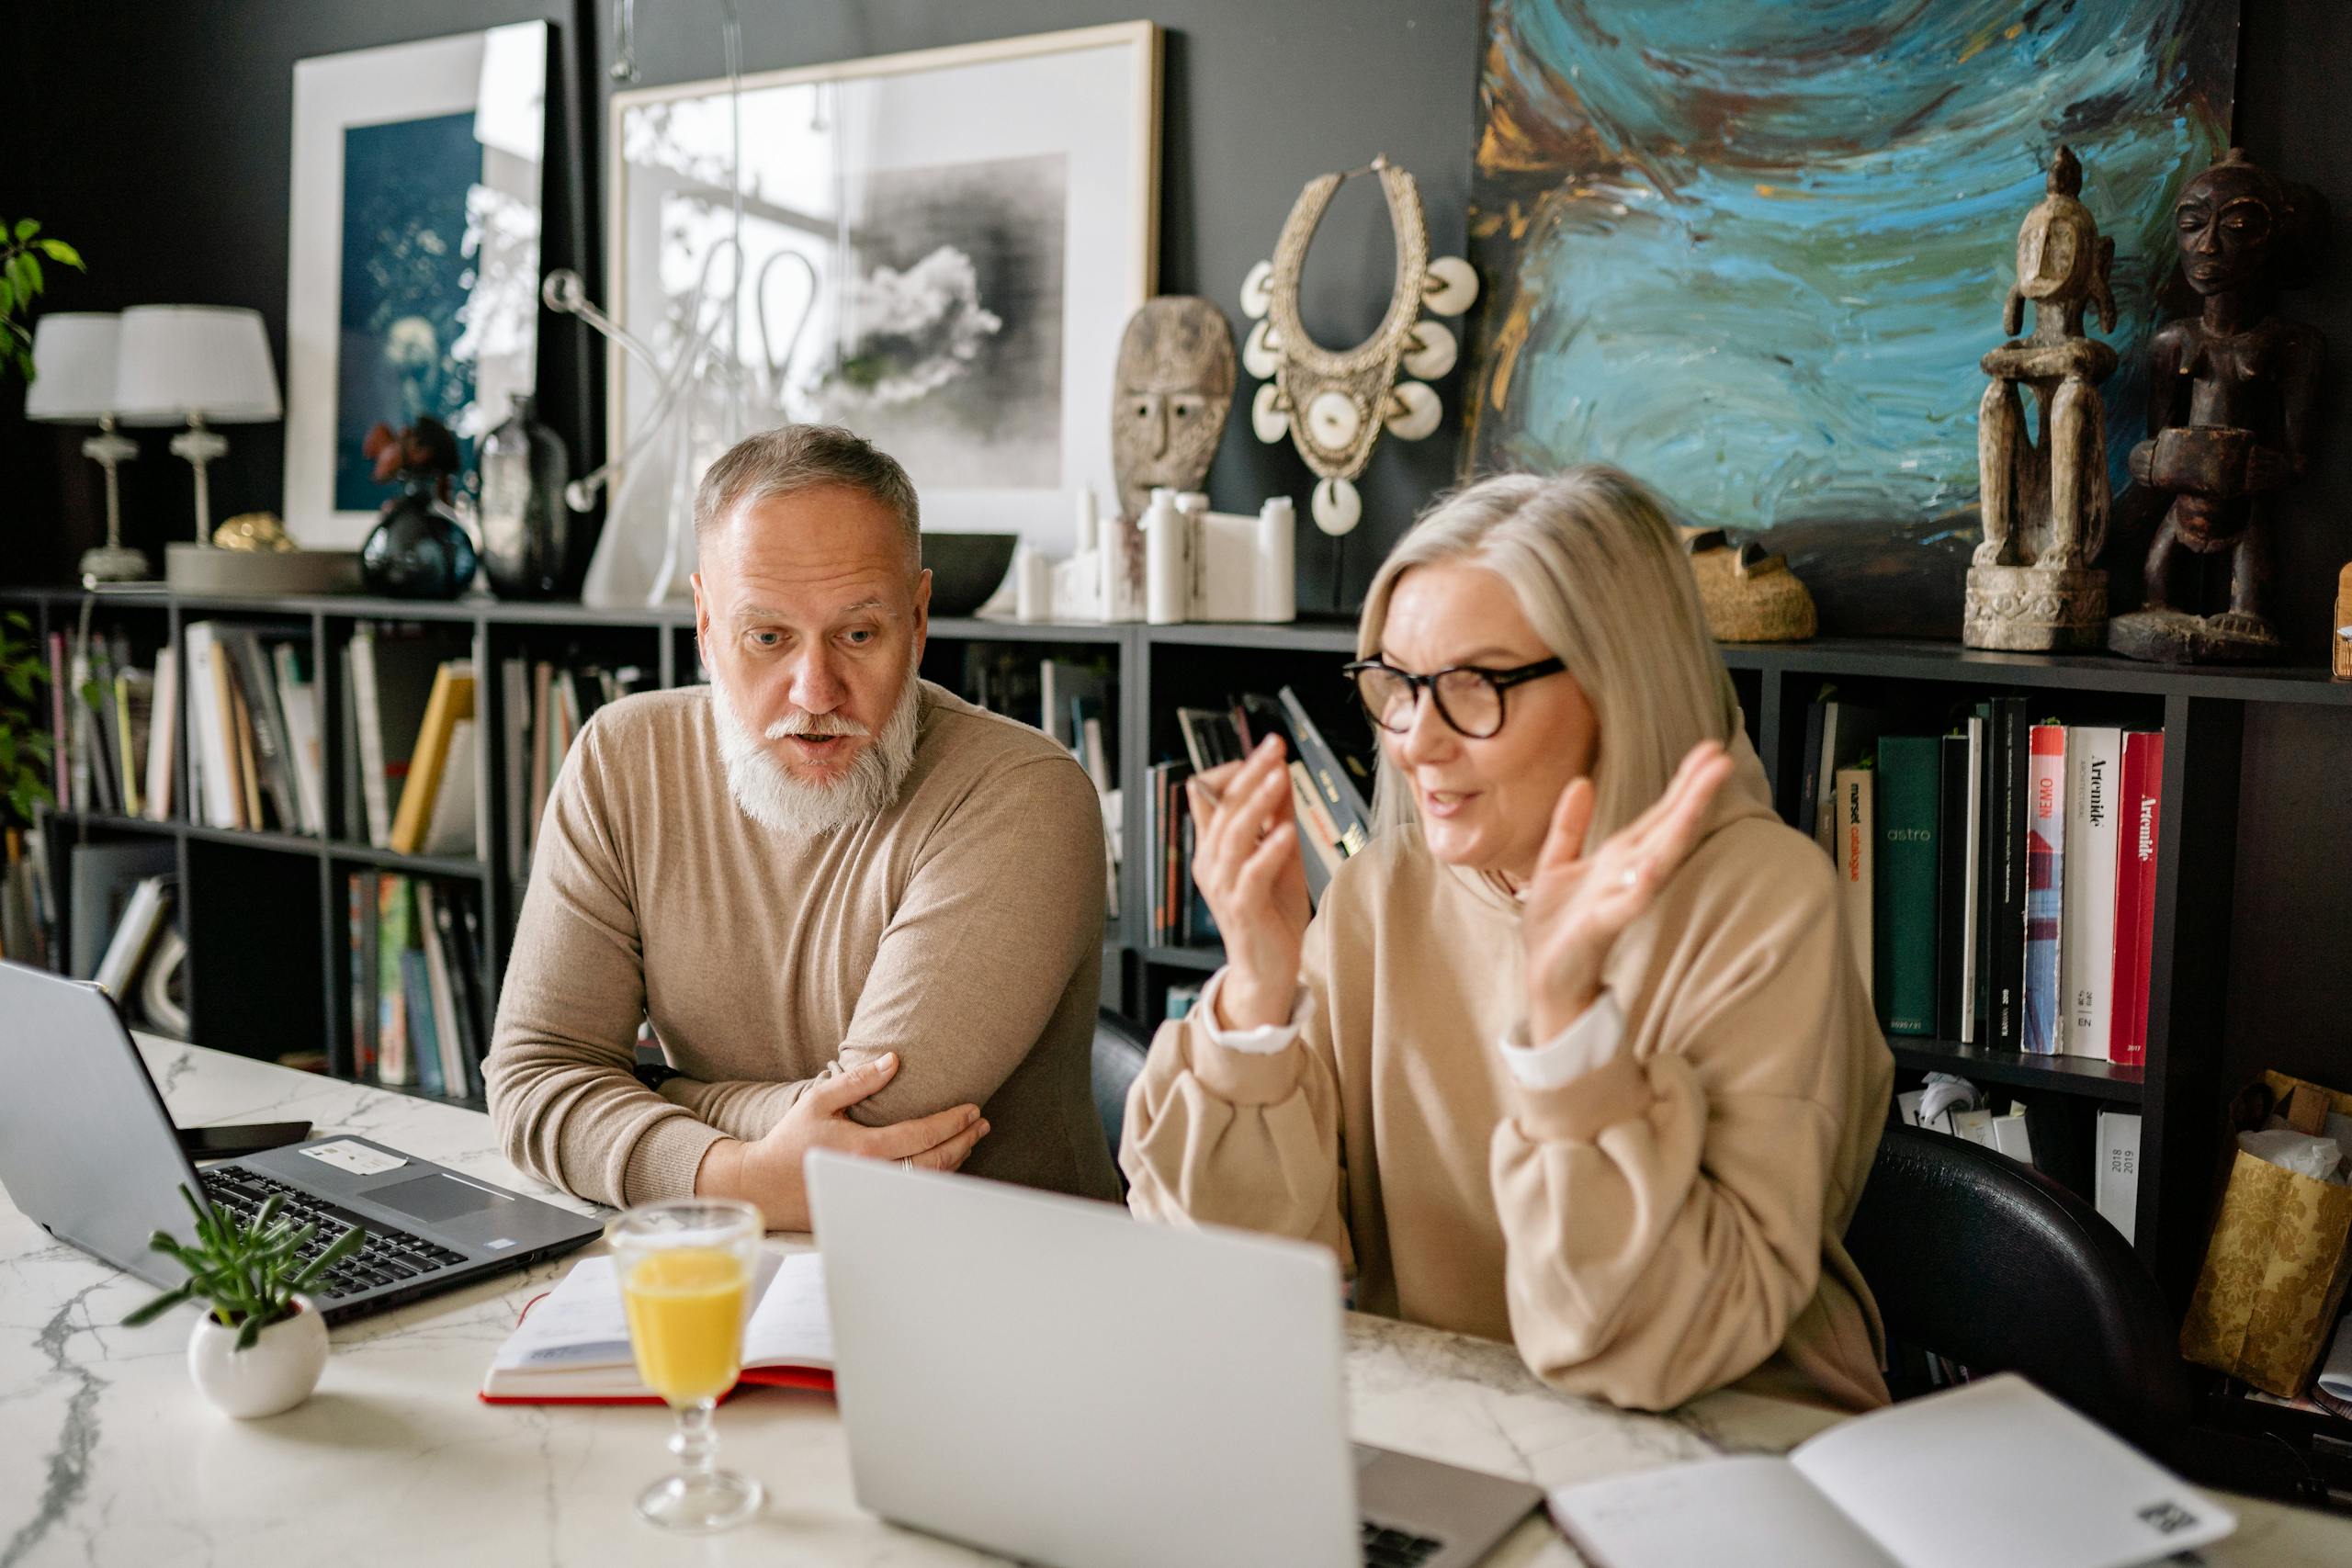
[1549,1455,1898,1568]
[1790,1376,2233,1568]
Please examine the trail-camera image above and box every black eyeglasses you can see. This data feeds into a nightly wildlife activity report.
[1340,656,1566,739]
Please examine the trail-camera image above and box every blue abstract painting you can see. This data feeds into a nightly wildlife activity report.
[335,111,481,512]
[1464,1,2235,633]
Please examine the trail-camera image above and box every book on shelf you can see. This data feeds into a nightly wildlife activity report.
[143,648,176,822]
[1835,765,1873,999]
[504,656,655,879]
[1872,734,1940,1038]
[111,665,153,818]
[376,873,413,1085]
[1807,698,1896,858]
[269,643,322,834]
[92,874,175,999]
[422,719,481,858]
[2109,733,2164,1068]
[351,623,468,850]
[67,839,177,980]
[389,662,476,855]
[2096,1110,2141,1245]
[1933,727,1972,1043]
[1546,1372,2233,1568]
[2022,723,2068,1055]
[2061,727,2124,1062]
[1278,685,1372,855]
[480,1252,833,1404]
[216,626,303,832]
[0,831,53,970]
[46,632,69,810]
[1983,696,2030,1052]
[351,871,489,1100]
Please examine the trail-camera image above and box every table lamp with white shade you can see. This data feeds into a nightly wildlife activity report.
[24,311,151,581]
[111,306,282,548]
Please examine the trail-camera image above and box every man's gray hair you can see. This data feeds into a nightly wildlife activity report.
[694,423,922,572]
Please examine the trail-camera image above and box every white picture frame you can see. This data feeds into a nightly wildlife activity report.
[607,20,1160,558]
[284,22,549,546]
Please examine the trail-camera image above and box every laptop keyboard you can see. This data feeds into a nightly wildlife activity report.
[1362,1521,1445,1568]
[200,1168,467,1297]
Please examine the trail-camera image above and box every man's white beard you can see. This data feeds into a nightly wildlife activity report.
[708,657,923,837]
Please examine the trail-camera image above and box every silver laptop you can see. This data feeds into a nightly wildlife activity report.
[808,1153,1541,1568]
[0,961,600,1323]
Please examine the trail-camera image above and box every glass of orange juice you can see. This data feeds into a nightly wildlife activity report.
[606,1197,765,1532]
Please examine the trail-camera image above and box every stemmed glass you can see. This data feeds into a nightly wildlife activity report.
[606,1197,766,1532]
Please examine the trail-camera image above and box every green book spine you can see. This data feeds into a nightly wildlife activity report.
[1873,735,1942,1037]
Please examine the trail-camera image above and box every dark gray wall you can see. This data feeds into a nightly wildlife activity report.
[3,1,2347,1087]
[0,0,1479,609]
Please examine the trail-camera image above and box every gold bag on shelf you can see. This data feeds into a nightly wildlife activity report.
[2179,1070,2352,1398]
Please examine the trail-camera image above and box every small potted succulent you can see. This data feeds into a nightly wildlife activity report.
[123,1185,366,1417]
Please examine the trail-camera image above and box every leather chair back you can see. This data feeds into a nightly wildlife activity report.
[1844,1124,2192,1452]
[1091,1009,1151,1190]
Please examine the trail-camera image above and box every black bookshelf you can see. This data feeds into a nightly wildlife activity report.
[12,582,2350,1499]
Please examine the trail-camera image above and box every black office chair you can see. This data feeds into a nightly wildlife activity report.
[1844,1123,2193,1455]
[1091,1009,1151,1193]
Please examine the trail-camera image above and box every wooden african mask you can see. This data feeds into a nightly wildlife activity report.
[1112,298,1236,521]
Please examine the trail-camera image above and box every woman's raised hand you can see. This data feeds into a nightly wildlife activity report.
[1521,740,1734,1043]
[1187,735,1314,1031]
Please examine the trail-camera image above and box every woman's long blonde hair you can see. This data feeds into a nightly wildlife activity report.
[1357,466,1740,844]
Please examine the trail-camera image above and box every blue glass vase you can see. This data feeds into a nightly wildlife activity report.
[361,479,478,599]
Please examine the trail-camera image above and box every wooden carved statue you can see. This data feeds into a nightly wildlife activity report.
[1112,298,1236,522]
[1963,147,2118,651]
[2109,149,2325,664]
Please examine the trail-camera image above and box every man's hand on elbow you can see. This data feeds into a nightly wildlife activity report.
[692,1051,990,1229]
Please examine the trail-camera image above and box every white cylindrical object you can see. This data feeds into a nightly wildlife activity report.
[1073,487,1099,553]
[1015,547,1051,622]
[1100,514,1145,621]
[1144,491,1189,625]
[1257,496,1296,623]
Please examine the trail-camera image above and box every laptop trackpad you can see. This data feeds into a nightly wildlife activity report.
[373,1172,512,1224]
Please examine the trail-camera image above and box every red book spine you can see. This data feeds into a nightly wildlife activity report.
[2109,732,2163,1066]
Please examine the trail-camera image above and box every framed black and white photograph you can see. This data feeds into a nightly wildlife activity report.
[284,21,551,545]
[608,21,1159,559]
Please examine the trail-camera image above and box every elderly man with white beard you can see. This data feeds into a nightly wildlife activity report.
[487,424,1118,1224]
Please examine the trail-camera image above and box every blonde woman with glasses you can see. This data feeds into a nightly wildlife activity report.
[1121,467,1893,1413]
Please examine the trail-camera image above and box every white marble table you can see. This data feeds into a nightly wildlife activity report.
[3,1040,2346,1568]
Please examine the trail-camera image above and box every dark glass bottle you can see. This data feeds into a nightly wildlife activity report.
[478,394,573,600]
[360,479,479,599]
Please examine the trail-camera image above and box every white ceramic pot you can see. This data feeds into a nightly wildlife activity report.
[187,1294,329,1418]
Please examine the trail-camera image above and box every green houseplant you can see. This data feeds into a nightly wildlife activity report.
[1,217,85,380]
[124,1185,366,1417]
[0,611,55,829]
[1,216,83,829]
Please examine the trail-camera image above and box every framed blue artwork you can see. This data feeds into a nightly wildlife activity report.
[1462,2,2237,634]
[285,22,550,545]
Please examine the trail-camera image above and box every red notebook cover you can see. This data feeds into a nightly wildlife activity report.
[476,1289,836,1407]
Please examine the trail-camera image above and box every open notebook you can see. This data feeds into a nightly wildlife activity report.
[480,1252,834,1404]
[1549,1375,2233,1568]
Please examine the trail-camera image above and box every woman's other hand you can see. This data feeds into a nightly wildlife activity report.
[1521,740,1734,1042]
[1188,735,1313,1031]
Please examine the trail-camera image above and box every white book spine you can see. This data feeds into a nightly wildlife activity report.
[2062,728,2123,1060]
[274,643,325,836]
[2096,1110,2142,1245]
[350,626,390,848]
[185,625,243,830]
[144,648,177,823]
